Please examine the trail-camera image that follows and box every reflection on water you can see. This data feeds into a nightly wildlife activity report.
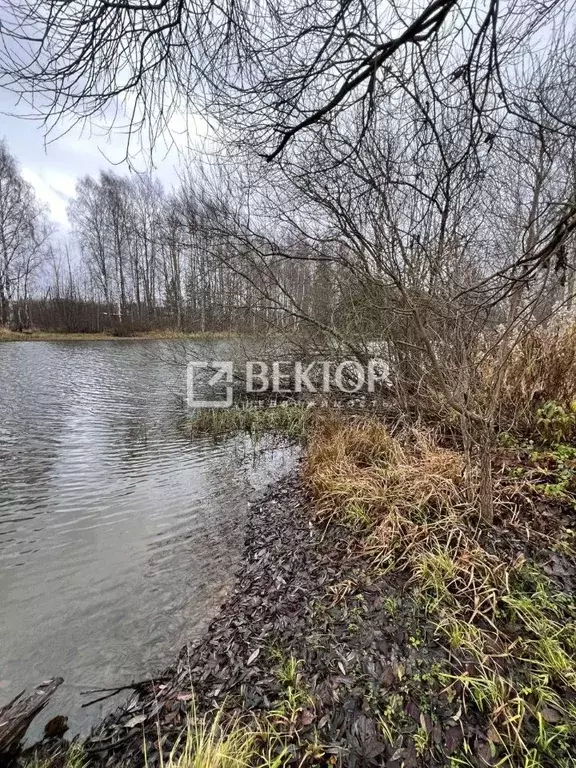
[0,340,297,736]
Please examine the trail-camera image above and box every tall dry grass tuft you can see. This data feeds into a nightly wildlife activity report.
[306,416,467,524]
[489,322,576,432]
[305,417,509,619]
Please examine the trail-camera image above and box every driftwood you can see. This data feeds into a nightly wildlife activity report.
[0,678,63,756]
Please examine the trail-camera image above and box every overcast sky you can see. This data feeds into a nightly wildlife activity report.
[0,88,185,231]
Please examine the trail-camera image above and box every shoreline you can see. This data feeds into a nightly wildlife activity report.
[21,469,489,767]
[0,330,236,343]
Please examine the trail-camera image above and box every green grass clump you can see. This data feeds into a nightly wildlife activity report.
[159,687,324,768]
[188,404,310,442]
[159,707,289,768]
[20,744,86,768]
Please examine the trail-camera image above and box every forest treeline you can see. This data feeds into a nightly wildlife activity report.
[3,103,576,338]
[0,140,337,334]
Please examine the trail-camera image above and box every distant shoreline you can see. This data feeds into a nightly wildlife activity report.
[0,330,236,342]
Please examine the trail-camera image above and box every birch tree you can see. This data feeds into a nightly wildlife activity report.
[0,140,48,329]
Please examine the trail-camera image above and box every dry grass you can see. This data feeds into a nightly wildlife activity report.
[486,323,576,432]
[20,744,86,768]
[305,415,576,765]
[306,418,509,619]
[307,419,466,518]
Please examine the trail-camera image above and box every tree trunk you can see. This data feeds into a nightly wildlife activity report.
[478,426,494,525]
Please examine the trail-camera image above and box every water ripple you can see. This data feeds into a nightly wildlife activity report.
[0,340,298,738]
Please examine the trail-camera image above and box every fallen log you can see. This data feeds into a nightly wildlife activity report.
[0,678,63,756]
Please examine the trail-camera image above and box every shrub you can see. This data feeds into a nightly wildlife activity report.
[536,401,576,444]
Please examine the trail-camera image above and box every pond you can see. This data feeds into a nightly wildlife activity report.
[0,340,297,737]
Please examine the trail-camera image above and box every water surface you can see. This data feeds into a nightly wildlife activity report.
[0,340,295,735]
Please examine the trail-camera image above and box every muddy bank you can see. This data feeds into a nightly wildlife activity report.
[21,467,497,768]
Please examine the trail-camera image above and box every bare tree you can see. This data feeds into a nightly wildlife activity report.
[0,139,49,329]
[1,1,576,160]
